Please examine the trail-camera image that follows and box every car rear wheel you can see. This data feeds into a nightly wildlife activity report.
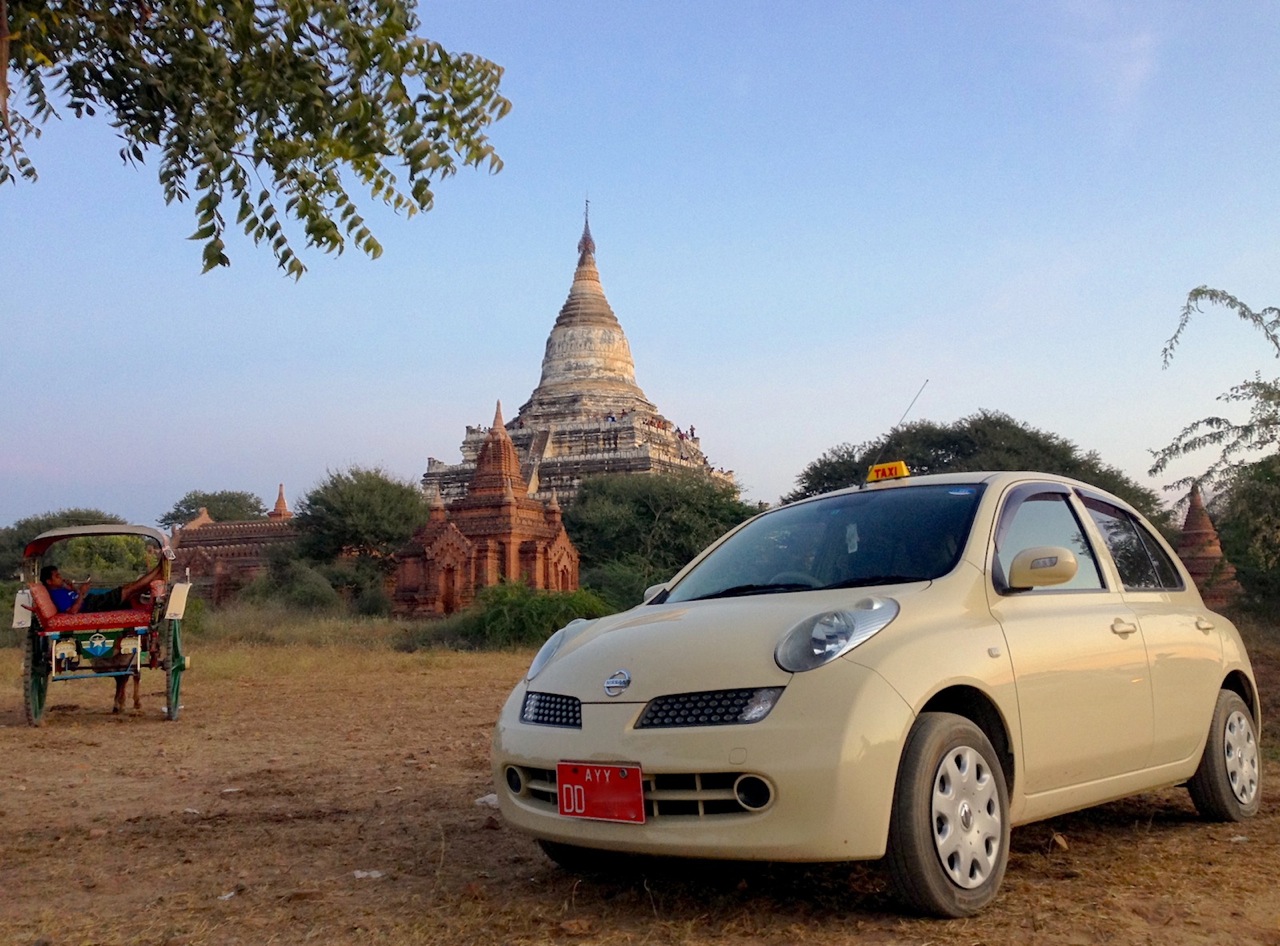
[1188,689,1260,821]
[886,712,1009,917]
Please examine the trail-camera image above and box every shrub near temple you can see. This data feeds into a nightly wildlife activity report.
[403,581,613,650]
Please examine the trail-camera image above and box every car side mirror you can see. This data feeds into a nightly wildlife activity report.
[642,582,668,603]
[1007,546,1078,591]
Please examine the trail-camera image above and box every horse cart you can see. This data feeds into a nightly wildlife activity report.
[11,525,192,725]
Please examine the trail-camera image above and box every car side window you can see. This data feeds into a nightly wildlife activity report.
[994,490,1104,592]
[1080,497,1185,592]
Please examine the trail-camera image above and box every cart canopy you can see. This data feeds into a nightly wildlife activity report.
[23,525,173,560]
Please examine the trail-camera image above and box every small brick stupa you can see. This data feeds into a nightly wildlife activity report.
[1175,486,1242,609]
[394,403,579,617]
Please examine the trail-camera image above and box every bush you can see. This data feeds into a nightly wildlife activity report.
[236,560,343,612]
[401,581,614,650]
[355,584,393,617]
[182,594,207,635]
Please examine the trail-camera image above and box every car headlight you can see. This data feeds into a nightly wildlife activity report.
[526,618,591,681]
[774,597,899,672]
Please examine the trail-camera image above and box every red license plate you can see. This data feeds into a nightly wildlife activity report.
[556,762,646,824]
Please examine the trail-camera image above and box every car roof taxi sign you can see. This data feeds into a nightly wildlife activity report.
[867,461,911,483]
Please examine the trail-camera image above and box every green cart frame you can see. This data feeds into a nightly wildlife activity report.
[11,525,192,725]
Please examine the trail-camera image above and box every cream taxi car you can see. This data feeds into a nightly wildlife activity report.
[491,468,1260,916]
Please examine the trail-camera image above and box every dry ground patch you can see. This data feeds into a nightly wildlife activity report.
[1,636,1278,946]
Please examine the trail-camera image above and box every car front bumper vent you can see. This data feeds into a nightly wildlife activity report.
[636,688,774,728]
[512,767,756,818]
[521,691,583,728]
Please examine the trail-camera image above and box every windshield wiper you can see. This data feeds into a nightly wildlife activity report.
[824,574,924,589]
[689,582,817,601]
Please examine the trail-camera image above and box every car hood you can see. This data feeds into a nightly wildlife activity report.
[525,586,927,703]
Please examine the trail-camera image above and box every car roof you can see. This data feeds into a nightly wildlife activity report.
[23,524,171,559]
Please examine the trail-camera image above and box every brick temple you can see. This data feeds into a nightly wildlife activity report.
[171,485,297,603]
[422,211,733,505]
[394,404,579,617]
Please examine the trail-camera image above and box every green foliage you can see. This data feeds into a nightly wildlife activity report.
[402,580,613,650]
[181,594,207,636]
[295,466,429,573]
[578,557,655,615]
[1,578,21,614]
[1210,457,1280,608]
[159,489,267,529]
[787,410,1168,527]
[0,507,126,579]
[3,0,510,276]
[563,472,761,609]
[54,534,150,585]
[1151,287,1280,490]
[237,558,343,612]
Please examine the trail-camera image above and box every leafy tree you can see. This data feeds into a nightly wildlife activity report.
[564,472,761,609]
[0,507,126,579]
[1150,287,1280,490]
[787,410,1167,527]
[294,466,428,573]
[159,489,267,529]
[56,534,151,585]
[1208,456,1280,607]
[2,0,510,275]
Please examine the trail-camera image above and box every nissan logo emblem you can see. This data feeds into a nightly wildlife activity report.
[604,669,631,697]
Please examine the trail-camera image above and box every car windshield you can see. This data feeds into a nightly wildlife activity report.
[664,483,986,603]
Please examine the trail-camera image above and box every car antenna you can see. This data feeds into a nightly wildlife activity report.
[861,379,929,489]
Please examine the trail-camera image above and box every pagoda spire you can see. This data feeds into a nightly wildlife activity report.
[268,483,293,520]
[468,398,529,497]
[578,200,595,264]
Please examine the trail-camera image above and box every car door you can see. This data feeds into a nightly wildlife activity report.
[1078,492,1224,767]
[986,482,1154,796]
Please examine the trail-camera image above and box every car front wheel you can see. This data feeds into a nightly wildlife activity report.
[886,712,1010,917]
[1188,689,1261,822]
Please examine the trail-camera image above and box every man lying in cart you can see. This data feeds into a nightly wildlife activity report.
[40,562,166,615]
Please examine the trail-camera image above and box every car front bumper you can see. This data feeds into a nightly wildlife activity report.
[491,660,914,862]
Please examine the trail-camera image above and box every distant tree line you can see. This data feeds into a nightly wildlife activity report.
[785,410,1168,528]
[8,390,1280,622]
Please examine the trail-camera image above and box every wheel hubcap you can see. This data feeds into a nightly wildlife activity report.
[1223,709,1259,806]
[931,745,1001,889]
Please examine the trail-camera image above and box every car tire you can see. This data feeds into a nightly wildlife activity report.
[1188,689,1261,822]
[886,712,1010,918]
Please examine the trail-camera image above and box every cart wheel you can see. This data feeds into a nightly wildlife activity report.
[23,630,51,727]
[164,620,186,721]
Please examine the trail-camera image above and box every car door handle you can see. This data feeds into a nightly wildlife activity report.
[1111,618,1138,637]
[1196,617,1215,632]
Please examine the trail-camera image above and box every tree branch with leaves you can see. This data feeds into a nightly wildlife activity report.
[2,0,510,275]
[1150,287,1280,490]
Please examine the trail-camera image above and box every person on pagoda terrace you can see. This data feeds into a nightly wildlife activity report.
[40,564,164,614]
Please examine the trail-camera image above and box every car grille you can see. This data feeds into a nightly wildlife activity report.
[521,691,582,728]
[636,688,778,728]
[511,767,759,818]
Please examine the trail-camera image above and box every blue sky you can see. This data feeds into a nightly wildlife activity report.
[3,1,1280,527]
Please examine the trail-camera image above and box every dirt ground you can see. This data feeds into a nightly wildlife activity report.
[2,640,1278,946]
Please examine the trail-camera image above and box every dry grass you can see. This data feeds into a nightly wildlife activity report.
[0,618,1278,945]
